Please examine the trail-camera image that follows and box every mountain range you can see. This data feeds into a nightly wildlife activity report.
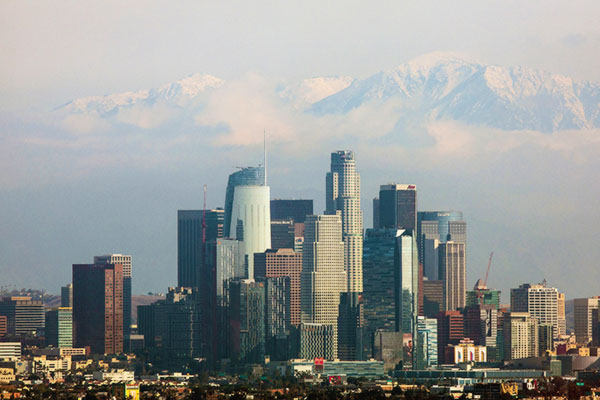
[58,52,600,133]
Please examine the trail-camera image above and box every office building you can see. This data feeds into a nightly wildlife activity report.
[574,297,600,345]
[270,199,313,223]
[0,297,45,335]
[0,316,6,338]
[137,287,204,366]
[463,304,498,360]
[229,185,271,279]
[439,241,466,311]
[437,311,464,365]
[539,324,554,356]
[338,292,364,360]
[229,279,266,364]
[94,254,132,341]
[362,229,399,351]
[45,307,73,348]
[372,330,403,371]
[416,316,438,369]
[255,248,303,327]
[372,197,380,229]
[422,280,444,318]
[511,283,560,339]
[72,263,123,354]
[557,293,566,337]
[61,284,73,308]
[466,286,501,309]
[417,211,465,280]
[326,150,363,294]
[177,209,224,288]
[395,230,419,336]
[300,215,346,359]
[270,219,296,250]
[379,184,417,231]
[503,312,538,360]
[263,276,292,361]
[204,238,244,360]
[224,166,265,237]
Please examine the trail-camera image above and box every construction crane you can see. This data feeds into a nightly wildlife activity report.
[475,251,494,305]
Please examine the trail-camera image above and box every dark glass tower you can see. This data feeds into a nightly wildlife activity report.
[379,184,417,231]
[223,166,265,238]
[270,199,313,223]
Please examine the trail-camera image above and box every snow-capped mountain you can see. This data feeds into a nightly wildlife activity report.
[56,53,600,133]
[61,73,224,115]
[311,53,600,132]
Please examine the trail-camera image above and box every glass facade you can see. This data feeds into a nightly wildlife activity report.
[223,166,265,237]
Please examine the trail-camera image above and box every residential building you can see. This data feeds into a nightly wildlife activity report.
[229,279,266,364]
[254,248,302,327]
[262,276,292,361]
[503,312,538,360]
[300,323,335,360]
[511,282,560,339]
[72,263,123,354]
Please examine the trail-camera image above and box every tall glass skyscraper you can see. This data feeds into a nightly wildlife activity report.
[224,166,265,238]
[395,230,419,336]
[379,184,417,231]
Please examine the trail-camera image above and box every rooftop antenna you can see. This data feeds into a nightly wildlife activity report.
[263,129,267,186]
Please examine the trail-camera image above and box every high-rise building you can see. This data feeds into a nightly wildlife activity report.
[338,292,364,360]
[254,248,303,327]
[94,254,132,342]
[395,230,419,336]
[229,279,266,364]
[326,150,363,294]
[511,283,560,339]
[463,304,498,360]
[300,323,335,360]
[204,238,244,360]
[466,286,501,309]
[262,276,292,361]
[437,311,464,365]
[0,316,6,338]
[379,184,417,231]
[72,263,123,354]
[372,198,380,229]
[362,229,399,350]
[45,307,73,348]
[61,284,73,308]
[300,215,346,359]
[422,280,445,318]
[416,316,438,369]
[270,199,313,223]
[137,287,204,366]
[224,166,265,238]
[177,209,224,288]
[503,312,538,360]
[438,242,466,311]
[538,324,554,356]
[417,211,465,280]
[557,293,566,337]
[229,185,271,279]
[574,297,600,345]
[270,219,296,250]
[0,297,45,336]
[372,330,403,371]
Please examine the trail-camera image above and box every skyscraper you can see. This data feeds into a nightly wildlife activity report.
[94,254,132,341]
[177,209,224,288]
[73,263,123,354]
[229,279,266,364]
[270,219,296,250]
[372,198,380,229]
[262,276,292,361]
[416,316,438,369]
[379,184,417,231]
[438,241,466,311]
[326,150,363,294]
[395,230,419,336]
[270,199,313,223]
[511,282,560,339]
[224,166,265,238]
[437,310,464,364]
[300,214,346,359]
[254,248,303,327]
[229,185,271,279]
[503,312,538,360]
[61,284,73,308]
[573,297,599,344]
[0,297,45,335]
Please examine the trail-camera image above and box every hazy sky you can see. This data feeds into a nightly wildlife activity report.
[1,1,600,299]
